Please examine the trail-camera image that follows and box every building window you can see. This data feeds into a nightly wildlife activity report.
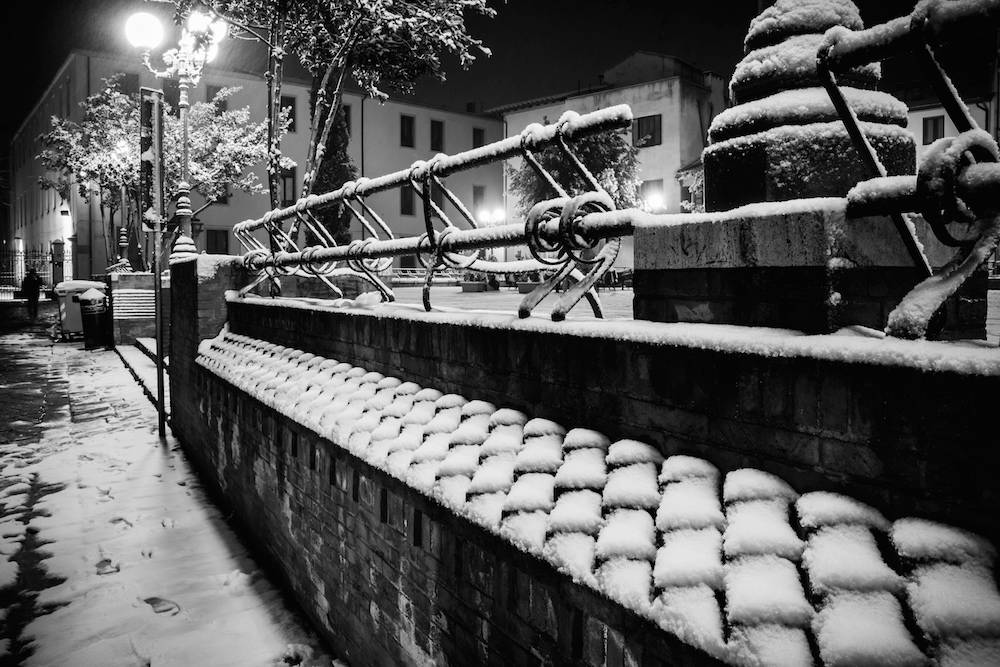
[342,104,351,136]
[206,85,227,112]
[923,115,945,145]
[400,184,415,215]
[431,119,444,152]
[400,114,415,148]
[473,127,485,149]
[640,179,666,211]
[281,166,297,207]
[473,185,486,212]
[281,96,297,132]
[632,114,662,148]
[120,72,140,95]
[206,229,229,254]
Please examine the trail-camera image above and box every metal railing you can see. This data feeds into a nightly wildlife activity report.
[233,0,1000,333]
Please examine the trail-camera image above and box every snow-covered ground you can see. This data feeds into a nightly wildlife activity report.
[0,332,338,666]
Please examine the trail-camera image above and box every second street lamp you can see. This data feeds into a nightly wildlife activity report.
[125,10,227,239]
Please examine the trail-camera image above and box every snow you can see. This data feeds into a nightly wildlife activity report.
[411,433,451,463]
[435,393,467,409]
[488,408,528,428]
[461,400,496,417]
[656,478,725,531]
[605,439,664,467]
[723,468,798,504]
[553,448,607,490]
[653,529,724,590]
[503,473,555,513]
[436,474,471,508]
[597,558,652,613]
[602,463,661,509]
[907,563,1000,637]
[523,418,566,438]
[513,436,563,473]
[466,492,505,530]
[543,533,597,585]
[413,388,443,402]
[423,407,463,435]
[729,624,813,667]
[745,0,863,51]
[467,456,515,494]
[500,511,548,554]
[659,455,719,484]
[795,491,890,531]
[813,592,926,667]
[648,585,729,660]
[436,444,481,478]
[937,638,1000,667]
[385,427,424,453]
[448,414,491,446]
[400,401,438,426]
[562,428,611,451]
[547,490,604,535]
[596,509,657,561]
[724,555,813,627]
[892,518,996,564]
[723,499,805,561]
[479,424,524,457]
[803,525,903,594]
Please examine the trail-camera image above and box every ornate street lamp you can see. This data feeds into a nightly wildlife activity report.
[125,10,227,238]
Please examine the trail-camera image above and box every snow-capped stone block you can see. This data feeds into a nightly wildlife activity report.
[659,455,720,484]
[410,433,451,463]
[907,563,1000,638]
[729,624,813,667]
[423,407,462,435]
[745,0,862,52]
[448,414,491,446]
[603,462,661,510]
[437,445,481,478]
[554,448,607,490]
[656,478,725,531]
[562,428,611,452]
[723,499,805,561]
[466,491,505,531]
[513,435,563,474]
[605,439,664,467]
[803,525,902,595]
[596,509,657,561]
[434,393,467,409]
[412,387,443,402]
[479,425,524,458]
[543,533,597,586]
[500,511,548,555]
[523,418,566,438]
[796,491,890,532]
[488,408,528,428]
[460,400,496,418]
[936,638,1000,667]
[503,473,555,513]
[436,474,471,509]
[400,401,437,426]
[813,592,926,666]
[467,456,515,495]
[548,490,604,535]
[649,585,727,659]
[653,528,724,590]
[892,518,997,565]
[725,555,813,627]
[723,468,798,504]
[598,558,653,613]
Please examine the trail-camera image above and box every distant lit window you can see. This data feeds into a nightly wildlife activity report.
[400,184,415,215]
[281,96,297,132]
[632,114,662,148]
[281,166,297,207]
[401,114,415,148]
[431,119,444,152]
[206,229,229,254]
[640,179,665,211]
[923,115,945,145]
[473,127,485,148]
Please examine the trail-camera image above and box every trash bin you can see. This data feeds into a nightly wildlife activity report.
[54,280,107,340]
[79,288,111,350]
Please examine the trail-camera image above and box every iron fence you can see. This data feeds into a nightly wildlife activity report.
[230,0,1000,334]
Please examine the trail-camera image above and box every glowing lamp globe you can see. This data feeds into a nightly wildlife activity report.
[644,191,665,212]
[125,12,164,50]
[187,10,212,34]
[210,19,228,43]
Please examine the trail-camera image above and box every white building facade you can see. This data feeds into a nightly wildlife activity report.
[493,52,725,267]
[9,49,503,278]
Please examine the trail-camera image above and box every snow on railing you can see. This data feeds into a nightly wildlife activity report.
[232,106,635,321]
[818,0,1000,338]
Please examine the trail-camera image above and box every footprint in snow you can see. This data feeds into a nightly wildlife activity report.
[160,518,174,529]
[175,480,186,487]
[96,558,120,575]
[141,596,180,615]
[110,517,133,529]
[141,549,153,559]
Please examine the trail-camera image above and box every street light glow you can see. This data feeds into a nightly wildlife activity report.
[644,191,665,212]
[125,12,164,50]
[491,207,505,224]
[211,19,229,43]
[187,10,213,34]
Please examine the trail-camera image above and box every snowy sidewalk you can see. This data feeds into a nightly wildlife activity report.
[0,332,335,666]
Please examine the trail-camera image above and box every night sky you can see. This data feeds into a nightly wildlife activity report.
[0,0,988,152]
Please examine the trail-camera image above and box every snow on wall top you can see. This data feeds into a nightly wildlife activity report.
[197,330,1000,667]
[745,0,863,52]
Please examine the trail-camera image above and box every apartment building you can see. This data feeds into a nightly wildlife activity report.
[9,49,503,278]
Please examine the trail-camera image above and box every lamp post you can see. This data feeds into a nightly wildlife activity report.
[125,10,227,239]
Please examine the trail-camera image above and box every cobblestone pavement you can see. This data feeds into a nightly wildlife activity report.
[0,331,333,666]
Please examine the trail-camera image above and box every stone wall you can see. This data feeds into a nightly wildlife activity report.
[223,299,1000,545]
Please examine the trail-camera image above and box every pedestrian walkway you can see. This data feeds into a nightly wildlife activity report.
[0,332,336,666]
